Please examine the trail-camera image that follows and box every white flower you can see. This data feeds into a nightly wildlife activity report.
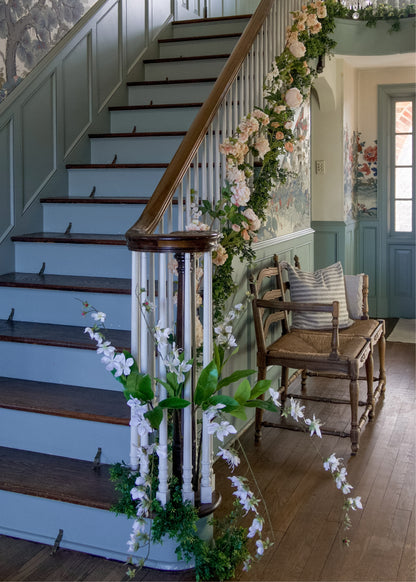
[207,420,237,442]
[335,467,348,489]
[305,414,323,437]
[256,539,265,556]
[96,340,115,358]
[341,481,354,495]
[204,403,226,423]
[323,453,342,473]
[91,311,106,322]
[154,322,172,346]
[288,397,305,421]
[248,516,264,538]
[112,352,134,377]
[348,496,363,510]
[214,324,237,349]
[84,327,102,343]
[268,388,281,407]
[217,447,240,471]
[163,345,192,383]
[130,486,148,502]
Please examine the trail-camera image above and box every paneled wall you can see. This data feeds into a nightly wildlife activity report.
[0,0,173,274]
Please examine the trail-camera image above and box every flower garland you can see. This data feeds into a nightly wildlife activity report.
[82,301,362,580]
[333,1,415,31]
[188,1,337,321]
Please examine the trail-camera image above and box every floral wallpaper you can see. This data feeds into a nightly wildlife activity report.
[258,101,311,240]
[343,125,358,221]
[0,0,98,104]
[356,133,378,217]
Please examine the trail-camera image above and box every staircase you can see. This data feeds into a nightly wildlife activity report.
[0,15,249,564]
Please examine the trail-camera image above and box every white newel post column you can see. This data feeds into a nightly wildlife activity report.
[138,253,149,477]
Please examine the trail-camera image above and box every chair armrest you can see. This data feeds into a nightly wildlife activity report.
[255,299,340,358]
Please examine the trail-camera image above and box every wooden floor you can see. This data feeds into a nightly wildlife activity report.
[1,339,414,582]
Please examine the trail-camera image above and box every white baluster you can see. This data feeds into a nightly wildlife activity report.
[200,250,214,503]
[156,253,169,505]
[182,253,195,503]
[129,251,141,471]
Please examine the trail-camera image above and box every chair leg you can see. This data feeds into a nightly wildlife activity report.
[255,367,267,443]
[378,332,387,393]
[280,366,289,407]
[301,369,307,392]
[366,349,375,419]
[349,377,360,455]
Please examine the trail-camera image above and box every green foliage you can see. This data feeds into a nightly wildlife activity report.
[109,462,139,518]
[327,0,415,31]
[151,482,250,581]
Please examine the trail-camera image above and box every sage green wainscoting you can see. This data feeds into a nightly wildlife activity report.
[356,218,380,317]
[220,229,314,443]
[311,220,358,274]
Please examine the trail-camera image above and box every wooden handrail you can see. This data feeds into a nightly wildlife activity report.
[125,0,275,239]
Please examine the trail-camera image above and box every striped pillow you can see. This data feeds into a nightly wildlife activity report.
[286,262,353,330]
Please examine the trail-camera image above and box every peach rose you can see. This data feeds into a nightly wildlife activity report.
[213,244,228,266]
[285,142,294,153]
[285,87,303,109]
[275,131,285,140]
[288,40,306,58]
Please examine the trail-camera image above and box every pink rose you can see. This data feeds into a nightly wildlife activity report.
[288,40,306,59]
[230,182,250,207]
[254,135,270,159]
[285,87,303,109]
[243,208,261,232]
[213,244,228,266]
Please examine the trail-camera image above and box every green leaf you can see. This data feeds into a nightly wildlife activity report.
[213,344,224,373]
[145,406,163,429]
[194,361,219,406]
[250,379,272,400]
[234,379,251,405]
[159,397,190,409]
[228,405,247,420]
[137,374,154,401]
[217,369,256,390]
[123,372,154,402]
[245,400,280,412]
[208,394,240,411]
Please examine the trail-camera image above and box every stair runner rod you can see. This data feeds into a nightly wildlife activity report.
[125,0,275,237]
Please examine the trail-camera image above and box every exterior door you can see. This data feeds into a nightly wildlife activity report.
[379,84,416,318]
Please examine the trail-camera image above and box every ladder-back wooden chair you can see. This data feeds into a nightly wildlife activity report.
[279,256,386,417]
[250,260,373,455]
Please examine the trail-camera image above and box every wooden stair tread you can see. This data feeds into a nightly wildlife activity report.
[0,377,129,425]
[0,320,130,351]
[66,163,169,169]
[108,102,202,111]
[11,233,127,245]
[0,272,131,294]
[0,446,118,509]
[159,32,241,43]
[88,131,187,138]
[143,54,230,64]
[40,197,179,206]
[40,197,150,204]
[127,77,217,87]
[172,14,250,25]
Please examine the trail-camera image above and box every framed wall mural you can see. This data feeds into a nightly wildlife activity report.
[257,100,311,241]
[0,0,98,104]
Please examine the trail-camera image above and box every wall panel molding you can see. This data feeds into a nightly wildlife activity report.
[0,118,14,243]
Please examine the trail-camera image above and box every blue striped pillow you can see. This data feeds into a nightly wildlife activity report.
[286,262,353,330]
